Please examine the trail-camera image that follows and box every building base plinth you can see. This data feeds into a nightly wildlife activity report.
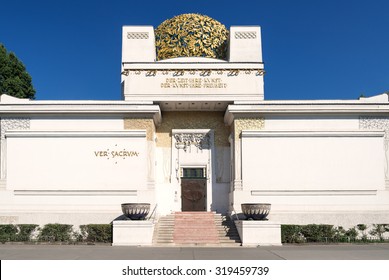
[112,220,154,246]
[235,220,282,246]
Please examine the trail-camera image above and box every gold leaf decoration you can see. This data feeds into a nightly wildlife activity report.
[155,13,229,61]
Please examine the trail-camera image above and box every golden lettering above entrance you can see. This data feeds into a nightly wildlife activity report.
[161,78,227,89]
[94,150,139,158]
[94,146,139,164]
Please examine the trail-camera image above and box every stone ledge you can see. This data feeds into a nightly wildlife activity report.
[112,220,154,246]
[234,220,282,246]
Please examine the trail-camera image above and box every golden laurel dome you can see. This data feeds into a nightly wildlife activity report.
[155,13,229,61]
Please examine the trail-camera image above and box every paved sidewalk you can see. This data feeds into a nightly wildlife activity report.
[1,243,389,260]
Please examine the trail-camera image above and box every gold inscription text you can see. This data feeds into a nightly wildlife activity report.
[94,150,139,159]
[161,78,227,89]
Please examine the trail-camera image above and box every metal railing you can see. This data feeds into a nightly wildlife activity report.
[231,206,240,221]
[148,203,158,223]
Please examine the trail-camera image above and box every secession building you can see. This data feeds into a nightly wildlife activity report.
[1,14,388,228]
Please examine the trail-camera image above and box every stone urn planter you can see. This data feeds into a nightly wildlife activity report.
[241,203,271,220]
[121,203,150,220]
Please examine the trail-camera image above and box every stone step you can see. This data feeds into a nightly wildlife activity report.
[155,233,174,236]
[157,235,238,240]
[174,241,220,244]
[159,222,234,231]
[174,238,219,241]
[153,212,241,246]
[174,233,220,237]
[219,236,240,241]
[156,237,239,242]
[162,233,238,238]
[173,235,219,238]
[158,234,239,240]
[173,230,219,234]
[158,228,239,236]
[158,218,226,222]
[174,228,218,231]
[174,225,216,228]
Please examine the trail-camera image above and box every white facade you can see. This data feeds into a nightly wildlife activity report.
[1,19,389,228]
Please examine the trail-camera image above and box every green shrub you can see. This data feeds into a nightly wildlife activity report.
[300,224,334,242]
[80,224,112,243]
[0,224,39,242]
[357,224,367,231]
[0,224,18,243]
[331,227,359,242]
[281,225,304,243]
[281,224,366,243]
[369,224,389,241]
[345,227,358,239]
[0,223,111,243]
[38,224,73,242]
[76,225,88,242]
[333,226,346,240]
[356,224,368,241]
[17,224,39,241]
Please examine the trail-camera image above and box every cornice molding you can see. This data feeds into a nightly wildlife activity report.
[240,130,385,138]
[225,104,389,125]
[14,190,138,196]
[0,103,162,125]
[5,130,147,138]
[251,190,377,196]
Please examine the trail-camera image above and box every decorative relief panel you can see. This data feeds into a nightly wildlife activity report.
[0,118,30,139]
[127,32,149,39]
[173,132,210,151]
[156,111,230,148]
[123,118,154,141]
[234,31,257,39]
[359,116,389,137]
[360,116,389,187]
[234,117,265,139]
[1,118,30,180]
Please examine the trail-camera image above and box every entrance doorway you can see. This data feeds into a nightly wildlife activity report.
[181,168,207,211]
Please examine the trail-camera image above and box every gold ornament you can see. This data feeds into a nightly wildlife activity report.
[155,13,229,61]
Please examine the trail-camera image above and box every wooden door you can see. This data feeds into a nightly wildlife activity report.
[181,178,206,211]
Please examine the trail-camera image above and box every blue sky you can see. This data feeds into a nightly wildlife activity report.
[1,0,388,101]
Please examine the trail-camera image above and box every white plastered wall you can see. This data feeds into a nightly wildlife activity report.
[241,131,385,191]
[233,128,389,226]
[0,127,155,226]
[6,131,147,190]
[228,26,263,62]
[122,26,156,63]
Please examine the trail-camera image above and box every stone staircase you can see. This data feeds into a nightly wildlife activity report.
[153,212,241,246]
